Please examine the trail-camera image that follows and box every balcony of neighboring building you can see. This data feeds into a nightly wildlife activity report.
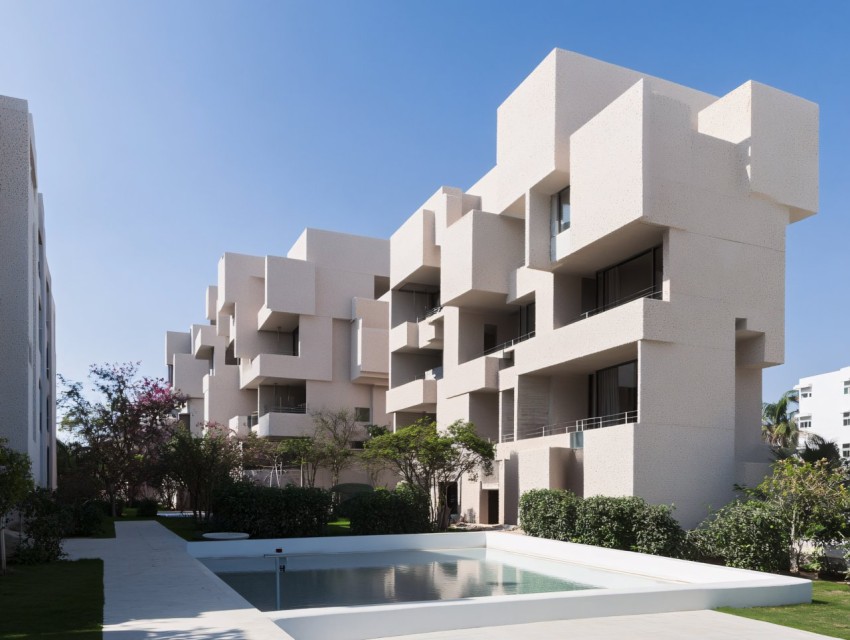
[249,384,312,438]
[351,298,389,384]
[441,210,524,309]
[390,285,444,353]
[390,209,440,291]
[191,324,218,360]
[258,255,316,331]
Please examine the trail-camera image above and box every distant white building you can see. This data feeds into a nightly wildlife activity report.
[165,229,391,487]
[795,366,850,460]
[0,96,56,488]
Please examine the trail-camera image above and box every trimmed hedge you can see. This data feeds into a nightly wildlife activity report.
[688,500,790,572]
[348,485,431,535]
[519,489,580,541]
[519,490,684,557]
[134,499,159,518]
[212,481,332,538]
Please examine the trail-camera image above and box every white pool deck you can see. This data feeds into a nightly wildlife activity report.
[64,521,835,640]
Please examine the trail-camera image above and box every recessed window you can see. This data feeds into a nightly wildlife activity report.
[355,407,371,423]
[843,443,850,459]
[550,186,570,234]
[799,416,812,430]
[844,381,849,395]
[800,386,812,399]
[843,412,850,427]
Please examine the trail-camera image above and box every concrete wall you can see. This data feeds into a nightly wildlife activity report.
[0,95,56,487]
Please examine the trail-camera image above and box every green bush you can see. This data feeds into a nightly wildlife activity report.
[212,481,332,538]
[14,488,71,564]
[692,500,789,572]
[348,485,431,535]
[134,499,159,518]
[67,500,107,537]
[518,491,684,558]
[519,489,580,541]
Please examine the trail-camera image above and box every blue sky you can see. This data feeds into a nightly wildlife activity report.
[1,1,847,402]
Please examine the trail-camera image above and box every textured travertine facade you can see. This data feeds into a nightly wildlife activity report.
[166,229,391,487]
[387,50,818,528]
[0,96,56,487]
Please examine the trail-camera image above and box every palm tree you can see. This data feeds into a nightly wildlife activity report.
[762,390,801,448]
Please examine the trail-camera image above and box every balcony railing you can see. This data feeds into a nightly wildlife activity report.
[416,305,444,322]
[569,286,661,325]
[264,404,307,415]
[479,331,536,358]
[503,409,638,442]
[410,366,443,383]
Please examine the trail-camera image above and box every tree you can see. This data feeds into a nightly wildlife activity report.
[160,423,243,522]
[762,390,801,449]
[311,409,365,489]
[278,437,326,488]
[0,439,33,574]
[362,418,494,529]
[751,459,850,572]
[773,434,843,470]
[60,363,186,515]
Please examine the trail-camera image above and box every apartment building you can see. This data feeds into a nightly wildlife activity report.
[795,366,850,460]
[387,50,818,528]
[165,229,390,485]
[0,96,56,487]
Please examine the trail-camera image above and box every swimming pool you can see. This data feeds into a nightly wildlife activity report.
[210,547,670,611]
[190,532,812,640]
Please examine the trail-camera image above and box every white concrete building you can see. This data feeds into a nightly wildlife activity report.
[387,50,818,528]
[0,95,56,487]
[166,229,391,483]
[795,366,850,460]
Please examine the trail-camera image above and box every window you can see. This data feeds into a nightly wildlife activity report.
[483,324,498,352]
[355,407,371,423]
[844,412,850,427]
[594,246,663,313]
[799,416,811,430]
[800,386,812,398]
[550,186,570,234]
[843,443,850,459]
[844,381,849,395]
[519,303,536,337]
[590,360,638,419]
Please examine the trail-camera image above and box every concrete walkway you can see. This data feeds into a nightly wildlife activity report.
[64,520,292,640]
[65,521,836,640]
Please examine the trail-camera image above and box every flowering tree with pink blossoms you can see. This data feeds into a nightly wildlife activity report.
[60,363,186,516]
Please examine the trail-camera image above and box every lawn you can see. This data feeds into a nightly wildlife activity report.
[0,559,103,639]
[720,580,850,639]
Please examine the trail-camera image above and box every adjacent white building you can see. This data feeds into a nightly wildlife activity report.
[0,96,56,487]
[386,49,818,528]
[795,366,850,460]
[166,229,391,485]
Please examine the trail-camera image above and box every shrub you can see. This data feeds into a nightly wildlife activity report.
[519,489,580,541]
[693,500,789,572]
[14,488,71,564]
[66,500,107,537]
[212,481,332,538]
[135,499,159,517]
[634,502,686,557]
[348,485,431,535]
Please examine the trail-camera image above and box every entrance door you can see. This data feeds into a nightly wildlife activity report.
[486,490,499,524]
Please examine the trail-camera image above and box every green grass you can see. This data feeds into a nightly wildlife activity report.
[720,580,850,639]
[0,559,103,639]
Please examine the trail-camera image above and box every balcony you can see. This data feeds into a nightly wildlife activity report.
[504,409,638,444]
[390,322,419,353]
[443,356,500,399]
[239,352,327,389]
[386,377,439,414]
[254,410,313,438]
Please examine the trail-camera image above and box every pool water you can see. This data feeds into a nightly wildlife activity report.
[216,548,601,611]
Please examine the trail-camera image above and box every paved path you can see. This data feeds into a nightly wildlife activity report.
[65,521,836,640]
[64,520,293,640]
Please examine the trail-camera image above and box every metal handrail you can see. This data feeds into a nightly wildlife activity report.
[480,331,536,358]
[503,409,638,442]
[410,366,444,383]
[571,286,661,325]
[265,405,307,415]
[416,305,444,322]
